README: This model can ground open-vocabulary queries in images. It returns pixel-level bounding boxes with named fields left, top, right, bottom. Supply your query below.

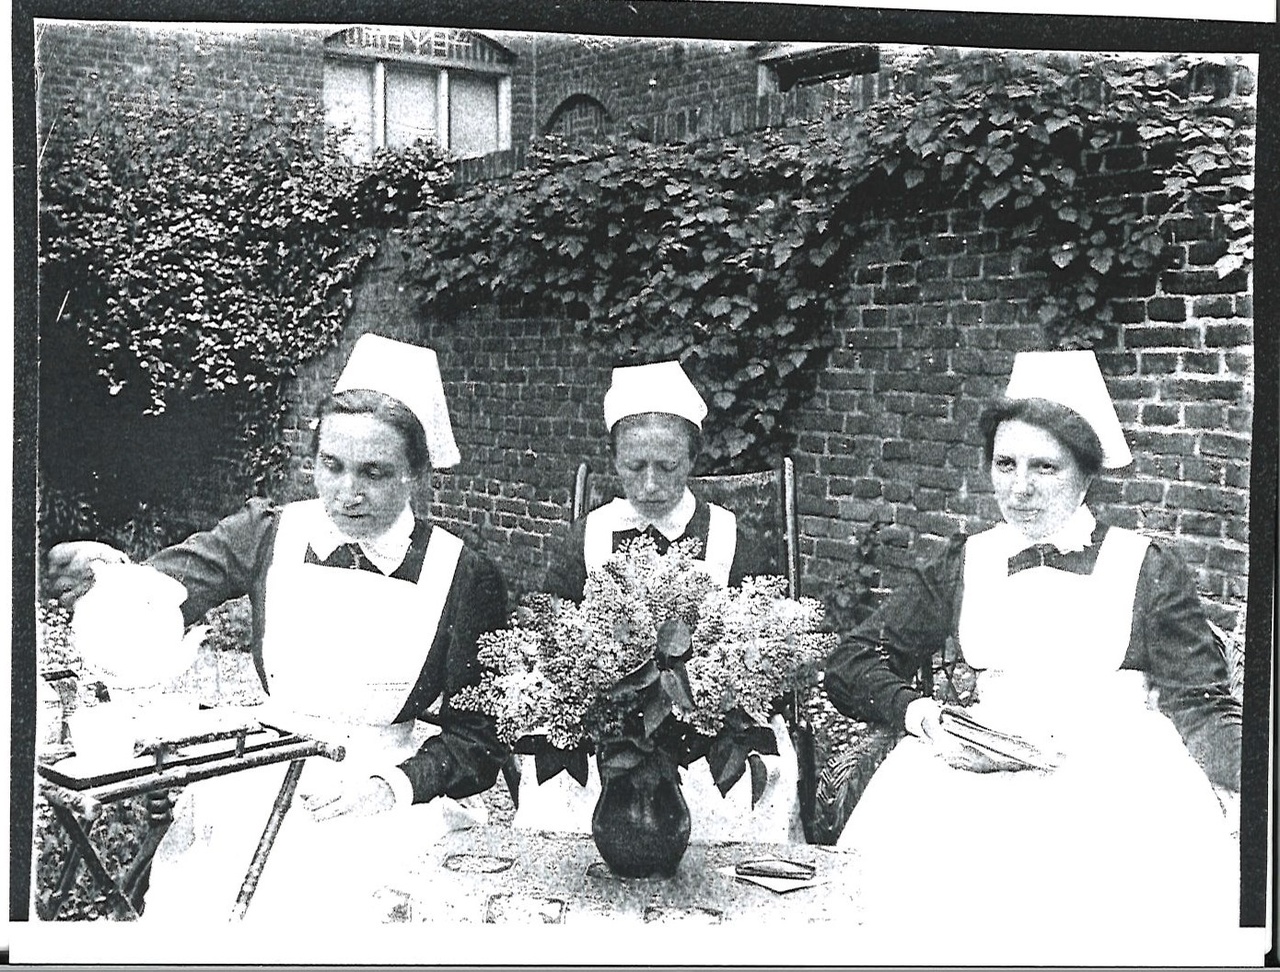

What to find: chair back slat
left=1207, top=619, right=1245, bottom=703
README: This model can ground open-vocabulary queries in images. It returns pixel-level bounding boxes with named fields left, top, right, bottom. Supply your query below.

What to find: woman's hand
left=907, top=697, right=1030, bottom=773
left=301, top=776, right=397, bottom=822
left=44, top=541, right=131, bottom=609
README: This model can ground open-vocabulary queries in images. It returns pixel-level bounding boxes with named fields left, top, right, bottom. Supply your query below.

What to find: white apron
left=582, top=498, right=738, bottom=589
left=837, top=525, right=1238, bottom=940
left=143, top=501, right=485, bottom=924
left=517, top=500, right=802, bottom=844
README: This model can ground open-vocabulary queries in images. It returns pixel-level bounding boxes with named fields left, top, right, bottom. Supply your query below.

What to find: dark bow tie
left=1007, top=543, right=1096, bottom=577
left=613, top=525, right=677, bottom=555
left=305, top=541, right=384, bottom=574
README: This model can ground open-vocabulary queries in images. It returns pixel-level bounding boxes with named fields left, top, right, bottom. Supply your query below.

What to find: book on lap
left=938, top=706, right=1063, bottom=771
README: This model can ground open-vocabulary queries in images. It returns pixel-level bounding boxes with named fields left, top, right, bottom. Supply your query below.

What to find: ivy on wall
left=39, top=69, right=452, bottom=533
left=875, top=50, right=1255, bottom=345
left=37, top=49, right=1254, bottom=535
left=402, top=49, right=1254, bottom=472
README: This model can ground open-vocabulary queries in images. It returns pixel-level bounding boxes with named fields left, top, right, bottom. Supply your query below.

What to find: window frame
left=323, top=47, right=512, bottom=159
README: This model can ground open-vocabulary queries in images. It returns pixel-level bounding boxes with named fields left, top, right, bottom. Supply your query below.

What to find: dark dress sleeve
left=394, top=546, right=511, bottom=803
left=541, top=516, right=590, bottom=601
left=823, top=535, right=967, bottom=730
left=1122, top=541, right=1242, bottom=790
left=145, top=498, right=278, bottom=627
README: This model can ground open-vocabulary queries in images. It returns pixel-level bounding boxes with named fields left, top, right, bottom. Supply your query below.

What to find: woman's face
left=613, top=413, right=696, bottom=522
left=991, top=419, right=1092, bottom=541
left=313, top=412, right=416, bottom=540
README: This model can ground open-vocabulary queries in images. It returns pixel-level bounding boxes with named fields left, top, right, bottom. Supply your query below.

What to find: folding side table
left=37, top=709, right=345, bottom=921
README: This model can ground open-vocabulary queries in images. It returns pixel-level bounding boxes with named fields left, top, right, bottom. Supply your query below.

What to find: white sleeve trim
left=904, top=697, right=937, bottom=738
left=372, top=767, right=416, bottom=809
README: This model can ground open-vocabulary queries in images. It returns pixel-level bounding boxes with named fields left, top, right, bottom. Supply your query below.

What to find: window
left=756, top=43, right=879, bottom=95
left=542, top=94, right=613, bottom=141
left=323, top=26, right=513, bottom=161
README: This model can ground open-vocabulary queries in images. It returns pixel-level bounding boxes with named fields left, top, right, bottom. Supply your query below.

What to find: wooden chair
left=571, top=458, right=818, bottom=835
left=803, top=642, right=961, bottom=845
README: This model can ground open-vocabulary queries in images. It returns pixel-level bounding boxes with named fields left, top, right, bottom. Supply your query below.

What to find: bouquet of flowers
left=453, top=535, right=835, bottom=801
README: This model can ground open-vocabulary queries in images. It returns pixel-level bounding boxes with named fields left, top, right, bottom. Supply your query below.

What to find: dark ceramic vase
left=591, top=757, right=691, bottom=878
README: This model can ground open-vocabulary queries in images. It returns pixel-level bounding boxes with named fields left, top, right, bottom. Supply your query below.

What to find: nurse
left=521, top=360, right=803, bottom=843
left=45, top=334, right=509, bottom=922
left=824, top=350, right=1240, bottom=943
left=542, top=360, right=775, bottom=598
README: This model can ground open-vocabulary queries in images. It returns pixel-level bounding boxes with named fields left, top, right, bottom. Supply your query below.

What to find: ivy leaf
left=986, top=151, right=1014, bottom=176
left=707, top=296, right=733, bottom=318
left=1215, top=252, right=1245, bottom=278
left=979, top=183, right=1010, bottom=209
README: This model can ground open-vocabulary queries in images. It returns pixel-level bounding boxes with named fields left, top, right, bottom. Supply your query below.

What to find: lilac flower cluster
left=684, top=576, right=833, bottom=736
left=454, top=536, right=832, bottom=755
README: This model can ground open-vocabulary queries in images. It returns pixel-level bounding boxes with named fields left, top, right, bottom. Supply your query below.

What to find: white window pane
left=449, top=72, right=499, bottom=159
left=323, top=59, right=374, bottom=161
left=386, top=67, right=439, bottom=150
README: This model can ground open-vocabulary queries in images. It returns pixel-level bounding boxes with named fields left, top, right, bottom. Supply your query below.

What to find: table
left=385, top=827, right=865, bottom=925
left=37, top=707, right=344, bottom=920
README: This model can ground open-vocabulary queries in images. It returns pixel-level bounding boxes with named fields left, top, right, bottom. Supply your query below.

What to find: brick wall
left=35, top=22, right=878, bottom=192
left=35, top=26, right=1254, bottom=632
left=35, top=22, right=327, bottom=139
left=278, top=233, right=621, bottom=591
left=35, top=24, right=864, bottom=156
left=793, top=210, right=1252, bottom=632
left=276, top=200, right=1253, bottom=635
left=493, top=32, right=880, bottom=153
left=500, top=34, right=758, bottom=140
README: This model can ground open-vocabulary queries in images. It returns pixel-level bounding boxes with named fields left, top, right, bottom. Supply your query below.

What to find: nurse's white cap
left=1003, top=349, right=1132, bottom=469
left=603, top=360, right=708, bottom=431
left=333, top=333, right=461, bottom=469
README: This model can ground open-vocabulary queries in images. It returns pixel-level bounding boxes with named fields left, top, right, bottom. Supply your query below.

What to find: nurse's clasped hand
left=905, top=697, right=1032, bottom=774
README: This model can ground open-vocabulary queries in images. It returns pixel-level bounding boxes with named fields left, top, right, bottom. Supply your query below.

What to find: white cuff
left=372, top=768, right=415, bottom=809
left=904, top=697, right=937, bottom=738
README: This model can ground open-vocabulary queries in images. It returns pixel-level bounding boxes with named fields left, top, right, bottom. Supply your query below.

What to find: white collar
left=614, top=489, right=698, bottom=541
left=310, top=504, right=416, bottom=575
left=999, top=504, right=1097, bottom=555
